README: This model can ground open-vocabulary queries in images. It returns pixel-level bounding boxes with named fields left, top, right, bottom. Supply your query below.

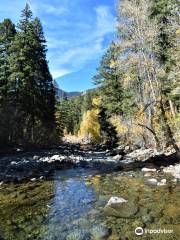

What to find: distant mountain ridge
left=53, top=80, right=81, bottom=101
left=54, top=60, right=98, bottom=92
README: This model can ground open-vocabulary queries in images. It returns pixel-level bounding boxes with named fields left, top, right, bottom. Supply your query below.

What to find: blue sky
left=0, top=0, right=116, bottom=91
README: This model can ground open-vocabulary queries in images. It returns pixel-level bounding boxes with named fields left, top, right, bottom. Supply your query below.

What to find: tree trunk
left=159, top=98, right=179, bottom=152
left=132, top=123, right=160, bottom=149
left=169, top=99, right=176, bottom=118
left=31, top=115, right=35, bottom=143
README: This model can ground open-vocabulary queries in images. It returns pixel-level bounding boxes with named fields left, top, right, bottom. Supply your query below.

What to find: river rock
left=126, top=148, right=160, bottom=162
left=157, top=179, right=167, bottom=186
left=107, top=196, right=128, bottom=206
left=91, top=225, right=111, bottom=240
left=16, top=148, right=23, bottom=152
left=10, top=161, right=17, bottom=165
left=141, top=168, right=157, bottom=172
left=144, top=173, right=151, bottom=177
left=30, top=178, right=36, bottom=181
left=66, top=230, right=90, bottom=240
left=172, top=178, right=177, bottom=183
left=147, top=178, right=158, bottom=185
left=40, top=157, right=50, bottom=162
left=104, top=197, right=138, bottom=218
left=157, top=182, right=165, bottom=186
left=142, top=214, right=154, bottom=224
left=163, top=164, right=180, bottom=179
left=161, top=179, right=166, bottom=184
left=112, top=154, right=123, bottom=161
left=50, top=155, right=63, bottom=161
left=120, top=159, right=135, bottom=164
left=124, top=146, right=131, bottom=153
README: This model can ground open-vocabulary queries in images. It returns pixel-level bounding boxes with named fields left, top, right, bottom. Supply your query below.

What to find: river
left=0, top=154, right=180, bottom=240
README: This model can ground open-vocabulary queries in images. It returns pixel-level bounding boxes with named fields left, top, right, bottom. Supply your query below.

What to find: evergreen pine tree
left=94, top=42, right=124, bottom=117
left=0, top=19, right=16, bottom=146
left=8, top=4, right=56, bottom=145
left=0, top=19, right=16, bottom=102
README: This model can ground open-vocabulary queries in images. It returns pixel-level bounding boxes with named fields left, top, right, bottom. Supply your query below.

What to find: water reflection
left=44, top=179, right=97, bottom=239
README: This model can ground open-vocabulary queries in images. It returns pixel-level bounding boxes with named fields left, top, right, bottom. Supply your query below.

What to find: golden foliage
left=63, top=127, right=68, bottom=136
left=151, top=110, right=162, bottom=139
left=123, top=73, right=132, bottom=88
left=92, top=97, right=102, bottom=108
left=132, top=107, right=147, bottom=137
left=165, top=111, right=180, bottom=142
left=78, top=98, right=101, bottom=142
left=109, top=59, right=117, bottom=69
left=110, top=116, right=128, bottom=135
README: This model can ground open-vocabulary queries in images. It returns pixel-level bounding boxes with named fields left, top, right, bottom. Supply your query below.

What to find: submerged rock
left=142, top=214, right=154, bottom=224
left=66, top=230, right=90, bottom=240
left=91, top=225, right=111, bottom=240
left=104, top=197, right=138, bottom=218
left=107, top=197, right=128, bottom=206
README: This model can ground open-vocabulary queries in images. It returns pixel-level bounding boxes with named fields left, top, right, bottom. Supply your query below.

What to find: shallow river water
left=0, top=167, right=179, bottom=240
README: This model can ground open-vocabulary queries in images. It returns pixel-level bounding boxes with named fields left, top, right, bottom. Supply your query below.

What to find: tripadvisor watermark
left=135, top=227, right=173, bottom=236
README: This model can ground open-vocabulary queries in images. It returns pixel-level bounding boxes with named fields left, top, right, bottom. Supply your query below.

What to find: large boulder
left=126, top=148, right=160, bottom=162
left=107, top=196, right=128, bottom=205
left=104, top=196, right=138, bottom=218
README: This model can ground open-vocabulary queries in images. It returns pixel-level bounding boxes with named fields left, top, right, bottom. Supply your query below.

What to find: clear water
left=0, top=167, right=179, bottom=240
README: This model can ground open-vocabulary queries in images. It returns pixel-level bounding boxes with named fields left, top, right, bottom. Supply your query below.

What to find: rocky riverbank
left=0, top=144, right=179, bottom=183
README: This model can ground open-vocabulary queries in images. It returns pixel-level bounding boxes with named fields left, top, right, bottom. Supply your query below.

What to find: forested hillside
left=0, top=4, right=57, bottom=148
left=0, top=0, right=179, bottom=152
left=57, top=0, right=179, bottom=151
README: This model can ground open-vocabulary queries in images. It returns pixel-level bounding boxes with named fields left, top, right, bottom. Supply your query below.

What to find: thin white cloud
left=51, top=68, right=71, bottom=79
left=0, top=0, right=116, bottom=81
left=95, top=5, right=115, bottom=37
left=41, top=4, right=68, bottom=15
left=53, top=41, right=103, bottom=68
left=47, top=37, right=68, bottom=49
left=48, top=5, right=115, bottom=77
